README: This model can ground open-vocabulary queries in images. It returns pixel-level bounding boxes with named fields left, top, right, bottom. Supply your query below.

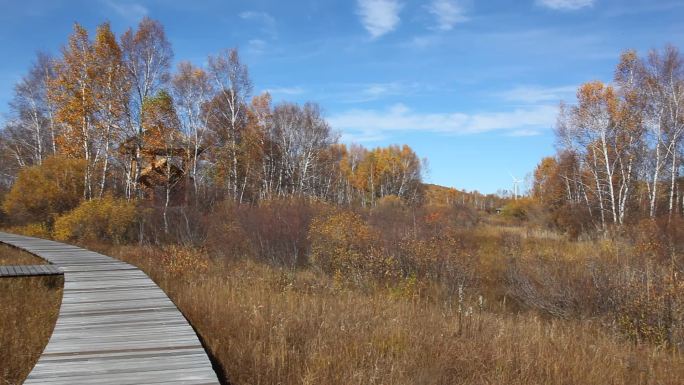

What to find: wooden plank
left=0, top=232, right=219, bottom=384
left=0, top=264, right=63, bottom=277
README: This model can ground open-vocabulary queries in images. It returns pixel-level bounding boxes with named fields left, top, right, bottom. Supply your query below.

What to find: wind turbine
left=509, top=172, right=521, bottom=200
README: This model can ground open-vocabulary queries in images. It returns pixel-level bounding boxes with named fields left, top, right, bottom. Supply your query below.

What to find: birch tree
left=92, top=22, right=129, bottom=197
left=207, top=49, right=252, bottom=201
left=172, top=62, right=213, bottom=200
left=121, top=17, right=173, bottom=199
left=7, top=53, right=59, bottom=166
left=49, top=23, right=99, bottom=199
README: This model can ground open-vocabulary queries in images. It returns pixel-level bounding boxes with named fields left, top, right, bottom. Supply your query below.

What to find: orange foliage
left=309, top=210, right=398, bottom=285
left=53, top=196, right=137, bottom=243
left=2, top=157, right=85, bottom=225
left=161, top=245, right=209, bottom=278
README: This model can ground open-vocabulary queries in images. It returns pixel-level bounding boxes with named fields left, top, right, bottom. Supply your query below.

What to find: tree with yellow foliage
left=91, top=22, right=129, bottom=197
left=49, top=23, right=99, bottom=199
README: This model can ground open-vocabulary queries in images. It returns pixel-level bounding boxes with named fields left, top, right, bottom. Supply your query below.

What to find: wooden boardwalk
left=0, top=264, right=63, bottom=277
left=0, top=232, right=220, bottom=385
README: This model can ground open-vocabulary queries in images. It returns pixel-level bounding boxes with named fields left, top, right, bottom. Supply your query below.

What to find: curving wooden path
left=0, top=232, right=219, bottom=385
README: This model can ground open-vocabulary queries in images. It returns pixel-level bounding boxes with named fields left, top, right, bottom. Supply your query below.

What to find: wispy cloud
left=329, top=103, right=558, bottom=142
left=507, top=128, right=544, bottom=137
left=340, top=130, right=392, bottom=143
left=239, top=11, right=277, bottom=38
left=496, top=85, right=577, bottom=104
left=263, top=86, right=306, bottom=96
left=363, top=83, right=401, bottom=98
left=103, top=0, right=148, bottom=21
left=313, top=82, right=425, bottom=103
left=428, top=0, right=468, bottom=31
left=536, top=0, right=595, bottom=11
left=246, top=39, right=268, bottom=54
left=405, top=34, right=442, bottom=48
left=351, top=82, right=420, bottom=102
left=357, top=0, right=403, bottom=39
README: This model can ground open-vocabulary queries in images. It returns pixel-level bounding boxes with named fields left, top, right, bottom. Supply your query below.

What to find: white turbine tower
left=509, top=172, right=521, bottom=200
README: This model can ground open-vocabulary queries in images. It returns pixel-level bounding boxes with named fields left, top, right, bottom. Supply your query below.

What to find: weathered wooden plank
left=0, top=231, right=219, bottom=385
left=0, top=264, right=63, bottom=277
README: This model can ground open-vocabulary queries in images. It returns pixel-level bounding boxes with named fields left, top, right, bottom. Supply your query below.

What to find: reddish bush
left=207, top=198, right=322, bottom=267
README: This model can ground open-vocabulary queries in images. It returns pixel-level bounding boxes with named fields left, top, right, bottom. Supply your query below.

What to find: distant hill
left=423, top=183, right=507, bottom=211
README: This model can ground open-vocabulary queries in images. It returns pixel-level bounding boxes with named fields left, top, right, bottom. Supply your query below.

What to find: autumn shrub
left=368, top=196, right=415, bottom=256
left=627, top=217, right=684, bottom=262
left=614, top=267, right=682, bottom=347
left=500, top=197, right=546, bottom=225
left=205, top=203, right=255, bottom=260
left=135, top=203, right=209, bottom=245
left=161, top=244, right=210, bottom=279
left=552, top=203, right=593, bottom=239
left=1, top=156, right=85, bottom=225
left=207, top=198, right=321, bottom=267
left=589, top=256, right=684, bottom=348
left=423, top=204, right=480, bottom=233
left=504, top=256, right=590, bottom=319
left=309, top=210, right=399, bottom=286
left=0, top=191, right=7, bottom=225
left=4, top=222, right=52, bottom=239
left=53, top=196, right=138, bottom=243
left=396, top=232, right=478, bottom=300
left=448, top=203, right=480, bottom=227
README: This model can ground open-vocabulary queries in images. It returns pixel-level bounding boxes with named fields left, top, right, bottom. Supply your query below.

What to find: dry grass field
left=2, top=203, right=683, bottom=385
left=104, top=223, right=684, bottom=385
left=0, top=243, right=46, bottom=265
left=0, top=274, right=62, bottom=384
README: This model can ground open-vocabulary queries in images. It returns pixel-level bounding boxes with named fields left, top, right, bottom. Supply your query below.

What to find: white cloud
left=340, top=131, right=389, bottom=143
left=497, top=85, right=577, bottom=104
left=317, top=82, right=424, bottom=103
left=240, top=11, right=275, bottom=25
left=406, top=35, right=441, bottom=48
left=263, top=87, right=306, bottom=96
left=357, top=0, right=403, bottom=38
left=507, top=129, right=543, bottom=137
left=356, top=82, right=411, bottom=101
left=247, top=39, right=267, bottom=54
left=328, top=103, right=558, bottom=142
left=104, top=1, right=148, bottom=21
left=428, top=0, right=468, bottom=31
left=239, top=11, right=277, bottom=38
left=537, top=0, right=595, bottom=11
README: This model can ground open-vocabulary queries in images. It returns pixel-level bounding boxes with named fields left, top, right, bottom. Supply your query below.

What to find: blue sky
left=0, top=0, right=682, bottom=193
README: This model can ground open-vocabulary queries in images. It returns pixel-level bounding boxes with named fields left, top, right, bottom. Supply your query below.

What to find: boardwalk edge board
left=0, top=264, right=63, bottom=277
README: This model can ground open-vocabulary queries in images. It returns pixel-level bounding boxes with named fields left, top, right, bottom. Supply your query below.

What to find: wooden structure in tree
left=0, top=232, right=219, bottom=385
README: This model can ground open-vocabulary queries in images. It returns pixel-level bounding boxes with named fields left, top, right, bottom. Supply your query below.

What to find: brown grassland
left=2, top=198, right=684, bottom=385
left=0, top=273, right=62, bottom=385
left=0, top=244, right=46, bottom=265
left=91, top=212, right=683, bottom=385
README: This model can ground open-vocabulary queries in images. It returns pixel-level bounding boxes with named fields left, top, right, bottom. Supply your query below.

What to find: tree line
left=533, top=46, right=684, bottom=231
left=0, top=17, right=424, bottom=223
